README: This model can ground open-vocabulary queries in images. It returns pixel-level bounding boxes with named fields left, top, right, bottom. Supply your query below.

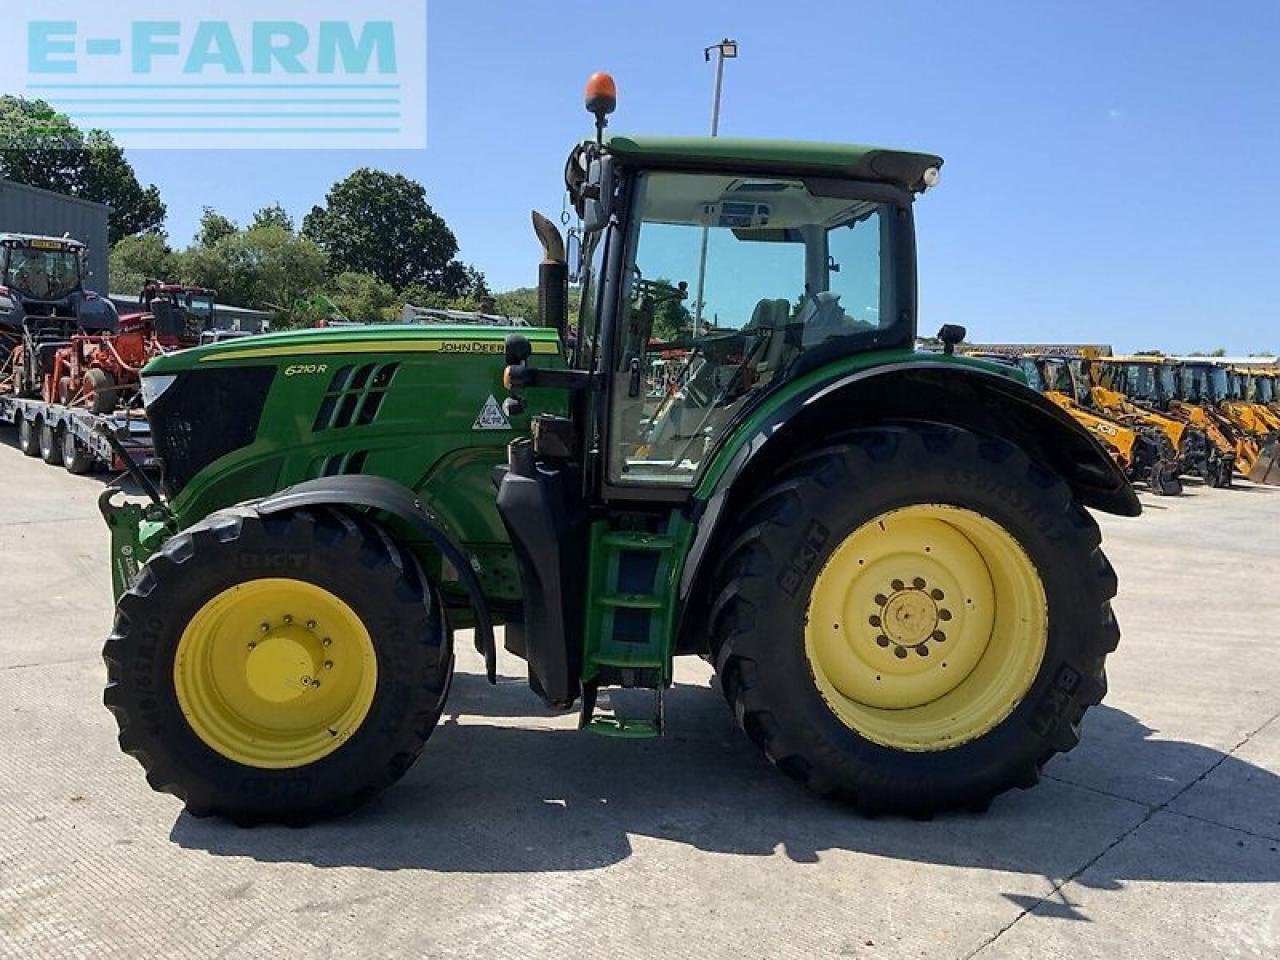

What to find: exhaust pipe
left=531, top=211, right=568, bottom=335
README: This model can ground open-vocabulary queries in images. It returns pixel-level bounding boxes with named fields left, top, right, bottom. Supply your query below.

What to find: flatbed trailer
left=0, top=394, right=155, bottom=474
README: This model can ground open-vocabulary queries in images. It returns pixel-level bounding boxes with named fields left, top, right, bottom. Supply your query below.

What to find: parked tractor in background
left=0, top=234, right=118, bottom=399
left=43, top=282, right=217, bottom=414
left=1081, top=356, right=1223, bottom=488
left=99, top=73, right=1138, bottom=826
left=1017, top=355, right=1181, bottom=495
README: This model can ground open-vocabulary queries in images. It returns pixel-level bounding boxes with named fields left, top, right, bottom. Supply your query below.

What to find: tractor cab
left=1179, top=363, right=1228, bottom=405
left=136, top=282, right=217, bottom=347
left=0, top=234, right=85, bottom=315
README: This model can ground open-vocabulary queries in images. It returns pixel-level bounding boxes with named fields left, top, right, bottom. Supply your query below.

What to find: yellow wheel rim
left=174, top=579, right=378, bottom=769
left=804, top=505, right=1047, bottom=752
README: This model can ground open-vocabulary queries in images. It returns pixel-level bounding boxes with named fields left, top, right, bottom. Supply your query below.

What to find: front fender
left=256, top=475, right=498, bottom=683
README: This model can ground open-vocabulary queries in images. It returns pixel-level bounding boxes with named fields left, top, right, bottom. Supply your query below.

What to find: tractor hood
left=139, top=322, right=567, bottom=523
left=143, top=323, right=560, bottom=376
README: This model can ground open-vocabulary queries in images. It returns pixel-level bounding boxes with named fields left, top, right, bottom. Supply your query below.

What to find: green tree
left=178, top=223, right=328, bottom=326
left=251, top=203, right=295, bottom=233
left=302, top=168, right=478, bottom=295
left=110, top=234, right=179, bottom=294
left=329, top=271, right=398, bottom=323
left=0, top=97, right=165, bottom=244
left=195, top=208, right=238, bottom=248
left=650, top=278, right=693, bottom=341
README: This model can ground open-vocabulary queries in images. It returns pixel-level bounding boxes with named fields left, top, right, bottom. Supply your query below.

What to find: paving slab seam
left=1164, top=808, right=1280, bottom=845
left=963, top=705, right=1280, bottom=959
left=0, top=515, right=111, bottom=529
left=1, top=656, right=100, bottom=673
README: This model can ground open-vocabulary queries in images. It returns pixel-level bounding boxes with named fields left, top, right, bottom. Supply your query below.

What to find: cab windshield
left=608, top=170, right=908, bottom=487
left=1182, top=366, right=1228, bottom=402
left=4, top=246, right=82, bottom=300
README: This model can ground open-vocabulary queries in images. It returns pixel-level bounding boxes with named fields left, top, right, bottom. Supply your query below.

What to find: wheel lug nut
left=868, top=615, right=882, bottom=628
left=306, top=620, right=317, bottom=631
left=891, top=579, right=905, bottom=592
left=939, top=610, right=953, bottom=622
left=915, top=644, right=930, bottom=657
left=913, top=577, right=926, bottom=590
left=247, top=641, right=257, bottom=651
left=874, top=594, right=888, bottom=606
left=260, top=623, right=270, bottom=633
left=283, top=615, right=293, bottom=625
left=324, top=660, right=334, bottom=670
left=322, top=637, right=332, bottom=647
left=932, top=630, right=947, bottom=643
left=931, top=589, right=945, bottom=602
left=894, top=647, right=908, bottom=660
left=876, top=635, right=890, bottom=648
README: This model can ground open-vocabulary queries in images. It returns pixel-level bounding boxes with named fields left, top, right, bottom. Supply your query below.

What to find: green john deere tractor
left=100, top=74, right=1139, bottom=824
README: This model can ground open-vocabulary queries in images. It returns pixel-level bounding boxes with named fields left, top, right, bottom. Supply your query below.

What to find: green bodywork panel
left=696, top=348, right=1019, bottom=496
left=605, top=134, right=943, bottom=190
left=116, top=324, right=566, bottom=607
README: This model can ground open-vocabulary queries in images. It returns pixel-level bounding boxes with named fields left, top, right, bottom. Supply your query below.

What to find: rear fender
left=676, top=361, right=1139, bottom=651
left=256, top=475, right=498, bottom=682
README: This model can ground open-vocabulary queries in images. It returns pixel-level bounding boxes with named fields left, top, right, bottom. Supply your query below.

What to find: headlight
left=140, top=374, right=177, bottom=408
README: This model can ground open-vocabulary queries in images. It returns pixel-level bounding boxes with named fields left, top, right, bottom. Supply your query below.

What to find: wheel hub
left=245, top=624, right=326, bottom=704
left=879, top=583, right=944, bottom=652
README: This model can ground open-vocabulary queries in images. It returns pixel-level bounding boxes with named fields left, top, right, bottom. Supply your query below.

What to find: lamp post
left=693, top=38, right=738, bottom=332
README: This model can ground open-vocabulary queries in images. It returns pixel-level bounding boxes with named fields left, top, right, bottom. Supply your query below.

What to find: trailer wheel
left=17, top=415, right=41, bottom=457
left=86, top=369, right=117, bottom=415
left=62, top=429, right=95, bottom=475
left=104, top=506, right=453, bottom=825
left=709, top=423, right=1118, bottom=817
left=39, top=420, right=64, bottom=465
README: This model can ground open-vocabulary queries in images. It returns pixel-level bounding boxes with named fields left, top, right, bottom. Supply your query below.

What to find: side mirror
left=581, top=155, right=615, bottom=234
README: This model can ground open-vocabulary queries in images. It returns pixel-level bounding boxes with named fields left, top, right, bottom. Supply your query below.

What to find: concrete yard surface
left=0, top=436, right=1277, bottom=959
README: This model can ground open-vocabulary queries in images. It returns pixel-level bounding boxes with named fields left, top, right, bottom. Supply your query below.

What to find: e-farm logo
left=2, top=1, right=426, bottom=150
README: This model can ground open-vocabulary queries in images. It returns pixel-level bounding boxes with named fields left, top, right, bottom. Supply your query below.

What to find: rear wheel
left=39, top=420, right=64, bottom=465
left=61, top=428, right=94, bottom=474
left=709, top=424, right=1118, bottom=816
left=104, top=506, right=454, bottom=824
left=85, top=368, right=117, bottom=414
left=17, top=415, right=41, bottom=457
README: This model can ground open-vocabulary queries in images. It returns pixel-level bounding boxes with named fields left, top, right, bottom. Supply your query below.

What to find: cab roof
left=605, top=135, right=943, bottom=192
left=0, top=233, right=85, bottom=249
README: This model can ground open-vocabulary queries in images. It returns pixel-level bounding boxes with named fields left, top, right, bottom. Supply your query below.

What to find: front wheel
left=104, top=506, right=454, bottom=825
left=709, top=424, right=1119, bottom=816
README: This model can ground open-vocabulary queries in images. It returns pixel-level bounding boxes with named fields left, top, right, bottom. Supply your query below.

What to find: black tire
left=86, top=368, right=117, bottom=415
left=61, top=428, right=94, bottom=475
left=708, top=423, right=1119, bottom=817
left=104, top=506, right=454, bottom=825
left=18, top=415, right=41, bottom=457
left=39, top=419, right=64, bottom=465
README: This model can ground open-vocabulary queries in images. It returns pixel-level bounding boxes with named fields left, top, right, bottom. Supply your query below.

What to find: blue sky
left=122, top=0, right=1278, bottom=354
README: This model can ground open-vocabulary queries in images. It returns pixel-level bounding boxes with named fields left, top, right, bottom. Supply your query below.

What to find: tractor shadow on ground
left=171, top=671, right=1280, bottom=891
